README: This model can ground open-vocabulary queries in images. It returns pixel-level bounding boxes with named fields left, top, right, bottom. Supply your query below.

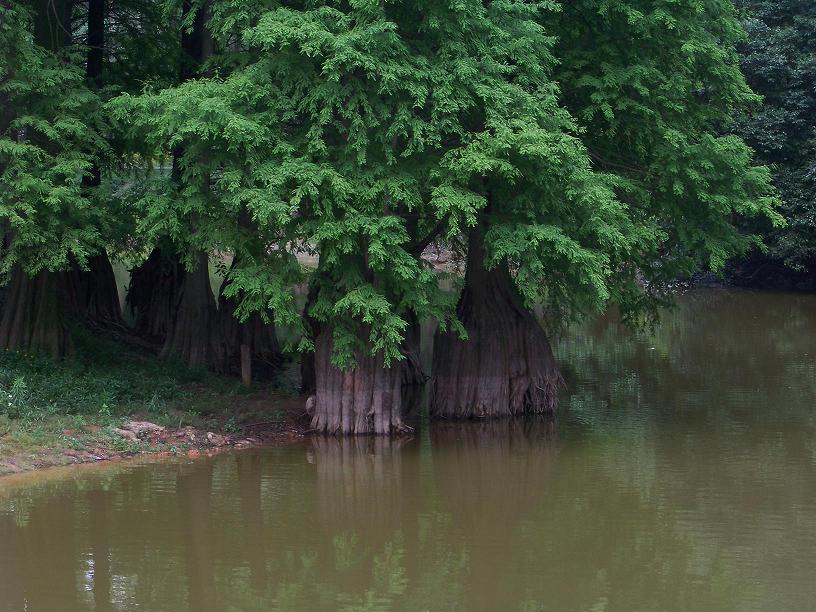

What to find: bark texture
left=161, top=251, right=222, bottom=370
left=309, top=329, right=422, bottom=435
left=126, top=248, right=184, bottom=342
left=68, top=254, right=124, bottom=329
left=431, top=223, right=562, bottom=419
left=0, top=267, right=73, bottom=357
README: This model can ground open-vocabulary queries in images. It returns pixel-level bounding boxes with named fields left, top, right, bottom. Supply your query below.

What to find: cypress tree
left=432, top=0, right=779, bottom=419
left=0, top=0, right=106, bottom=356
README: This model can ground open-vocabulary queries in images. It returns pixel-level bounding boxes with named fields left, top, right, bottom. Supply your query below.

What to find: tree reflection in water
left=1, top=291, right=816, bottom=610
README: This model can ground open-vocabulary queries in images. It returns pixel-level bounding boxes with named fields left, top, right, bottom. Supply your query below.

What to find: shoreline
left=0, top=393, right=311, bottom=478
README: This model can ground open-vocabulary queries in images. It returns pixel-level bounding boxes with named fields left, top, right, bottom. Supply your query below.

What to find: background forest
left=0, top=0, right=811, bottom=438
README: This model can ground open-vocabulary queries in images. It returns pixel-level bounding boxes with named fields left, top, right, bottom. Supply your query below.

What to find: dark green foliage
left=0, top=328, right=209, bottom=421
left=731, top=0, right=816, bottom=284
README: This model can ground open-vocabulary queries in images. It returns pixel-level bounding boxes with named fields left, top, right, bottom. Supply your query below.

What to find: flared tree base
left=160, top=251, right=222, bottom=371
left=431, top=228, right=562, bottom=419
left=68, top=253, right=125, bottom=329
left=0, top=267, right=73, bottom=358
left=309, top=329, right=422, bottom=435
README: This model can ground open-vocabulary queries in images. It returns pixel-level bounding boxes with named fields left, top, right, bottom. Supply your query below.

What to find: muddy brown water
left=1, top=289, right=816, bottom=611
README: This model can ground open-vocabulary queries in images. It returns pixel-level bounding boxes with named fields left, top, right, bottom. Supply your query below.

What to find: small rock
left=206, top=432, right=227, bottom=446
left=112, top=427, right=138, bottom=442
left=0, top=461, right=22, bottom=474
left=123, top=421, right=165, bottom=438
left=187, top=449, right=201, bottom=459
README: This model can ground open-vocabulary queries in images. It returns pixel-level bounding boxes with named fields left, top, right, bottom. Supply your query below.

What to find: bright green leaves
left=554, top=0, right=779, bottom=305
left=90, top=0, right=781, bottom=370
left=0, top=3, right=106, bottom=275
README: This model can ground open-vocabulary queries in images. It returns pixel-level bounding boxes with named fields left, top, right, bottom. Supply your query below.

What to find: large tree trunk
left=161, top=251, right=222, bottom=370
left=309, top=328, right=422, bottom=435
left=430, top=221, right=562, bottom=419
left=126, top=248, right=184, bottom=342
left=68, top=253, right=125, bottom=329
left=0, top=0, right=76, bottom=358
left=0, top=267, right=73, bottom=357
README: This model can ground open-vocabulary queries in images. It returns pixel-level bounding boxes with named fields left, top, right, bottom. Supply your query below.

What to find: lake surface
left=1, top=289, right=816, bottom=611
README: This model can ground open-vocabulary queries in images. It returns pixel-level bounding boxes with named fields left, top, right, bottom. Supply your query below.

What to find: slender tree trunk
left=309, top=327, right=422, bottom=435
left=32, top=0, right=72, bottom=51
left=300, top=281, right=320, bottom=394
left=126, top=248, right=184, bottom=342
left=161, top=250, right=222, bottom=370
left=85, top=0, right=105, bottom=87
left=0, top=266, right=73, bottom=357
left=430, top=219, right=562, bottom=419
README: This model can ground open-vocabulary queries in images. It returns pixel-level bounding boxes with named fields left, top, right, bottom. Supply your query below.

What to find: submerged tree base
left=309, top=329, right=422, bottom=435
left=431, top=227, right=562, bottom=419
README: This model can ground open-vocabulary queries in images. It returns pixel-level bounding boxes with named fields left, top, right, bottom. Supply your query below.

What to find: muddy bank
left=0, top=394, right=310, bottom=477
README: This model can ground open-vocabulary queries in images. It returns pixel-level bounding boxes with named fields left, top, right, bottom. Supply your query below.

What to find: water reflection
left=0, top=290, right=815, bottom=611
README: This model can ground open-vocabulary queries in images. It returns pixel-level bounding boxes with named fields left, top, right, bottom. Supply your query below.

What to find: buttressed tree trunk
left=431, top=220, right=562, bottom=419
left=68, top=254, right=125, bottom=329
left=161, top=251, right=222, bottom=370
left=67, top=0, right=124, bottom=330
left=0, top=267, right=73, bottom=357
left=0, top=0, right=76, bottom=358
left=309, top=327, right=423, bottom=435
left=126, top=248, right=184, bottom=342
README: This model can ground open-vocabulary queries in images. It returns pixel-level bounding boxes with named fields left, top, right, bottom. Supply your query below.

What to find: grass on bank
left=0, top=327, right=300, bottom=474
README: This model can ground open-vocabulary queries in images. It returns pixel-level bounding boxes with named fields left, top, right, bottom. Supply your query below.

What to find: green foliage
left=0, top=2, right=107, bottom=274
left=1, top=0, right=780, bottom=372
left=553, top=0, right=780, bottom=318
left=0, top=327, right=212, bottom=422
left=732, top=0, right=816, bottom=277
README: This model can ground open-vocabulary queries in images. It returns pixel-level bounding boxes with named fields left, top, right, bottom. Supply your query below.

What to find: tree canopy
left=731, top=0, right=816, bottom=285
left=0, top=0, right=784, bottom=430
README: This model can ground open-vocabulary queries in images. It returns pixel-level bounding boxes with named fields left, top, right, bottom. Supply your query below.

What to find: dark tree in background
left=731, top=0, right=816, bottom=288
